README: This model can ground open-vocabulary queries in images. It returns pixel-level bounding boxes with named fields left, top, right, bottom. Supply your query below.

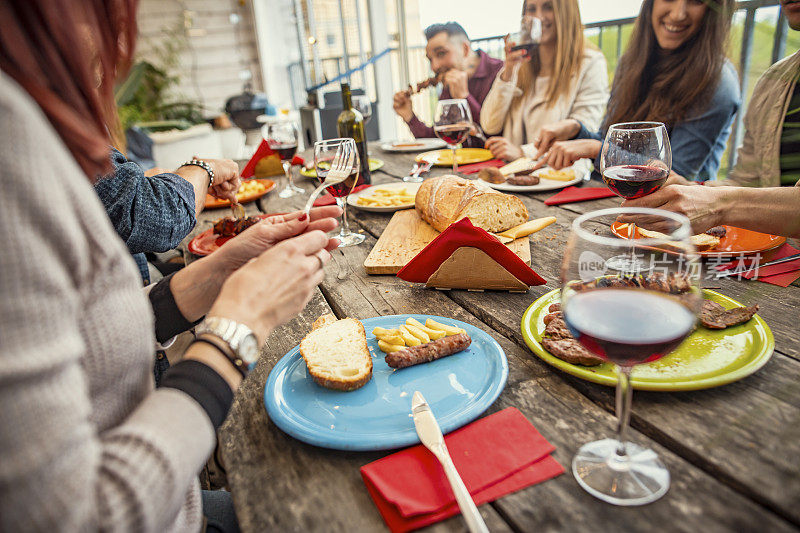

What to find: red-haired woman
left=0, top=1, right=340, bottom=531
left=534, top=0, right=740, bottom=181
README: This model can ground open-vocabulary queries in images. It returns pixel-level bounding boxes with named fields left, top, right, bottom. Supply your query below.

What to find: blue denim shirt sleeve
left=94, top=148, right=196, bottom=254
left=669, top=61, right=741, bottom=181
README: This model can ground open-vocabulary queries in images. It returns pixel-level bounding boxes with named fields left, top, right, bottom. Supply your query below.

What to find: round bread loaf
left=415, top=175, right=528, bottom=233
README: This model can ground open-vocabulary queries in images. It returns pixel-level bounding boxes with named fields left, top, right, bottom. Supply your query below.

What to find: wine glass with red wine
left=509, top=16, right=541, bottom=57
left=600, top=122, right=671, bottom=271
left=433, top=99, right=472, bottom=173
left=266, top=120, right=304, bottom=198
left=314, top=138, right=365, bottom=247
left=562, top=207, right=701, bottom=506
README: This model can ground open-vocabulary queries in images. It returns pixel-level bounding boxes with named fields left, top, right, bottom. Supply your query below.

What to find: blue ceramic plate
left=264, top=314, right=508, bottom=451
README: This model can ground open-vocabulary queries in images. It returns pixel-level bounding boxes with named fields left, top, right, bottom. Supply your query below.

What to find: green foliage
left=115, top=25, right=205, bottom=132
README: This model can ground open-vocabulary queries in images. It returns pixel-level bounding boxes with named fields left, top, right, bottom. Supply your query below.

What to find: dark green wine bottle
left=336, top=82, right=371, bottom=184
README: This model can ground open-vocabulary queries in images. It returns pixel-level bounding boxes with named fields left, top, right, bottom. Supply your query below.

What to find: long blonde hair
left=516, top=0, right=586, bottom=107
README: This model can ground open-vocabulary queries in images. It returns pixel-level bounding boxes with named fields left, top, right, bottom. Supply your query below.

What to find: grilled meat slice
left=700, top=300, right=759, bottom=329
left=212, top=216, right=261, bottom=237
left=541, top=337, right=604, bottom=366
left=705, top=226, right=727, bottom=238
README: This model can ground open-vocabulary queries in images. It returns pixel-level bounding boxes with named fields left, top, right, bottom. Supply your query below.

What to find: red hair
left=0, top=0, right=138, bottom=179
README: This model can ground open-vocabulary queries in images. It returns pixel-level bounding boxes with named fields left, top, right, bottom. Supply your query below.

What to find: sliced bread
left=415, top=175, right=528, bottom=233
left=299, top=317, right=373, bottom=391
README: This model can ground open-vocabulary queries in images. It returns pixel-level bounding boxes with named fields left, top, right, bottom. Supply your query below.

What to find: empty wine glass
left=433, top=99, right=472, bottom=174
left=314, top=138, right=365, bottom=247
left=601, top=122, right=672, bottom=272
left=352, top=95, right=372, bottom=124
left=562, top=207, right=701, bottom=506
left=266, top=120, right=303, bottom=198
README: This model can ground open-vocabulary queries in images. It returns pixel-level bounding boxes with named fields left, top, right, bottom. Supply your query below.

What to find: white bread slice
left=312, top=313, right=337, bottom=330
left=635, top=225, right=721, bottom=251
left=299, top=317, right=373, bottom=391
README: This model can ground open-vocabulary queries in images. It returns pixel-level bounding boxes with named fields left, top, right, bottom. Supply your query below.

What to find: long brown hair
left=604, top=0, right=733, bottom=130
left=516, top=0, right=586, bottom=107
left=0, top=1, right=138, bottom=179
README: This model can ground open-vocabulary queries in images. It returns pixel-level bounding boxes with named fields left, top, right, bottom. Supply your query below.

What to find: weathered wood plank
left=317, top=230, right=796, bottom=531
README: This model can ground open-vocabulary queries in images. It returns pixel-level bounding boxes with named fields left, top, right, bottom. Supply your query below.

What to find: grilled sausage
left=385, top=333, right=471, bottom=369
left=506, top=174, right=540, bottom=186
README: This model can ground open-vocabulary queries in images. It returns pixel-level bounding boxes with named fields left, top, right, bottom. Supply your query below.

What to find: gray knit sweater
left=0, top=74, right=214, bottom=531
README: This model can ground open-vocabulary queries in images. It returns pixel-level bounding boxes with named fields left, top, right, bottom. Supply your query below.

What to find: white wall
left=136, top=0, right=264, bottom=114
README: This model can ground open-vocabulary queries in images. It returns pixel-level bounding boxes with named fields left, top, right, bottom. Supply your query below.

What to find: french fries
left=539, top=168, right=576, bottom=181
left=356, top=186, right=417, bottom=207
left=372, top=318, right=465, bottom=354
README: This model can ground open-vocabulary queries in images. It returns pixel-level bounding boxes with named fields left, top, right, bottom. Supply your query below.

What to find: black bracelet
left=192, top=337, right=250, bottom=378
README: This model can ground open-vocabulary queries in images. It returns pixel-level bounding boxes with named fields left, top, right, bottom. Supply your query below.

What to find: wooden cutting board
left=364, top=209, right=531, bottom=275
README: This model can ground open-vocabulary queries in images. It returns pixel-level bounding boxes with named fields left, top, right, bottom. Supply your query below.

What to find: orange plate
left=188, top=214, right=274, bottom=256
left=610, top=222, right=786, bottom=258
left=204, top=178, right=275, bottom=209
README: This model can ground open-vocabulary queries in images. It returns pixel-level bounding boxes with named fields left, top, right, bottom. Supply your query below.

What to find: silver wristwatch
left=196, top=317, right=259, bottom=372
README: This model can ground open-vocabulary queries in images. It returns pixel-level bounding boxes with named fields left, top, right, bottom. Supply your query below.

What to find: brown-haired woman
left=0, top=1, right=341, bottom=531
left=534, top=0, right=740, bottom=181
left=480, top=0, right=609, bottom=161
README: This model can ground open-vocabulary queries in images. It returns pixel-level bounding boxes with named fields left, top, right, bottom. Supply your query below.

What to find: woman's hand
left=485, top=136, right=523, bottom=161
left=169, top=207, right=340, bottom=323
left=208, top=231, right=333, bottom=343
left=499, top=35, right=527, bottom=82
left=533, top=119, right=581, bottom=159
left=619, top=184, right=724, bottom=234
left=533, top=139, right=601, bottom=170
left=204, top=159, right=241, bottom=203
left=213, top=207, right=341, bottom=273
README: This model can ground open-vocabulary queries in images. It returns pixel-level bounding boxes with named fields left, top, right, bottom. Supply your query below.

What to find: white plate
left=347, top=182, right=421, bottom=213
left=485, top=163, right=588, bottom=192
left=379, top=138, right=446, bottom=152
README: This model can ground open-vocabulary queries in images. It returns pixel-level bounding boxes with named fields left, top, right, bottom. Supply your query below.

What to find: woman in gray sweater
left=0, top=1, right=340, bottom=531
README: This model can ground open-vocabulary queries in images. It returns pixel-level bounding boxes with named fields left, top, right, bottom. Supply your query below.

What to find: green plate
left=300, top=158, right=384, bottom=178
left=521, top=289, right=774, bottom=391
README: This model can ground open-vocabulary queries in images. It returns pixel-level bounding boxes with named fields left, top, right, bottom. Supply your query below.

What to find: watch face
left=239, top=334, right=259, bottom=364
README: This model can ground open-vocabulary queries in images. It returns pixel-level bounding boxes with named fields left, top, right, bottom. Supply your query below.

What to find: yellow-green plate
left=521, top=289, right=774, bottom=391
left=300, top=158, right=384, bottom=178
left=414, top=148, right=493, bottom=166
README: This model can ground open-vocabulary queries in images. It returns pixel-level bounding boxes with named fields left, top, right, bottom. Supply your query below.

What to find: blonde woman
left=481, top=0, right=609, bottom=161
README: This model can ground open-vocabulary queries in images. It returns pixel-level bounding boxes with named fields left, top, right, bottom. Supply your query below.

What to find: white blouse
left=480, top=48, right=609, bottom=157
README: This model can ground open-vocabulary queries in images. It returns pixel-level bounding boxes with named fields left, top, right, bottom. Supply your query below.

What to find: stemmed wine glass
left=433, top=99, right=472, bottom=174
left=352, top=95, right=372, bottom=124
left=562, top=207, right=701, bottom=506
left=314, top=138, right=365, bottom=247
left=509, top=15, right=541, bottom=57
left=600, top=122, right=672, bottom=271
left=266, top=120, right=304, bottom=198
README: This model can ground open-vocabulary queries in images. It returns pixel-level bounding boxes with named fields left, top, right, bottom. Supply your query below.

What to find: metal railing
left=289, top=0, right=787, bottom=173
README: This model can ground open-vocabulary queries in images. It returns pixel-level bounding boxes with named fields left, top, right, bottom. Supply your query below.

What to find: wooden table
left=182, top=144, right=800, bottom=532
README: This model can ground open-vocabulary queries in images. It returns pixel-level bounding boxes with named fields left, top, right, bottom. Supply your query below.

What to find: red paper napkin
left=313, top=184, right=371, bottom=206
left=240, top=139, right=275, bottom=179
left=718, top=243, right=800, bottom=287
left=458, top=159, right=505, bottom=175
left=544, top=186, right=616, bottom=205
left=291, top=155, right=305, bottom=167
left=361, top=408, right=563, bottom=533
left=397, top=218, right=546, bottom=286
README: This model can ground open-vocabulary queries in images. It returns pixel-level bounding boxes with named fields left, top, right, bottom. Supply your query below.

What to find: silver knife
left=713, top=252, right=800, bottom=279
left=411, top=391, right=489, bottom=533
